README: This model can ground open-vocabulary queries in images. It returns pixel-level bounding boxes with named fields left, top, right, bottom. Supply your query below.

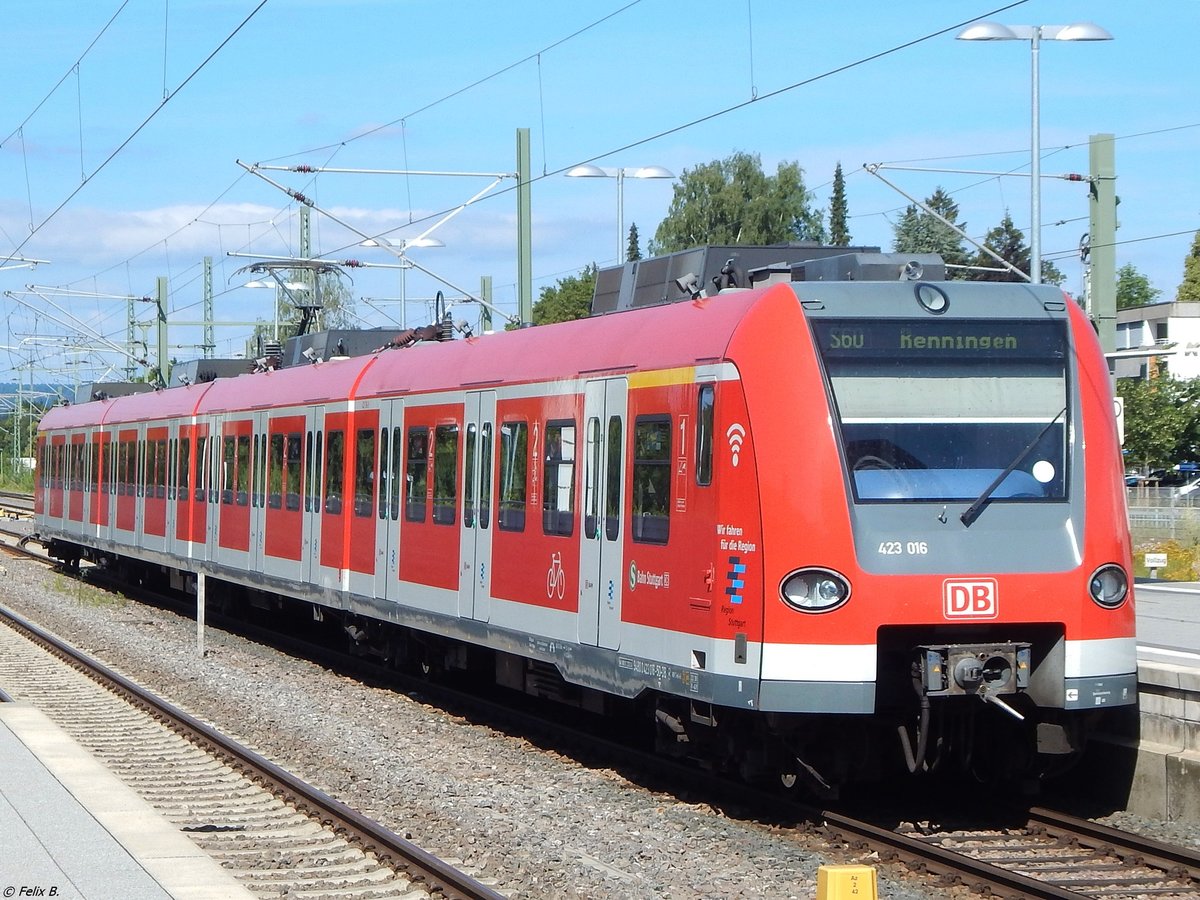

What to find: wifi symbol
left=726, top=423, right=746, bottom=468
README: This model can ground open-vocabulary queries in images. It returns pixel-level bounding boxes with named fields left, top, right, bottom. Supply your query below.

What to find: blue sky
left=1, top=0, right=1197, bottom=384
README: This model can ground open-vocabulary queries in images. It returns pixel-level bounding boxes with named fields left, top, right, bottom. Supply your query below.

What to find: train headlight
left=1088, top=564, right=1129, bottom=609
left=780, top=568, right=850, bottom=613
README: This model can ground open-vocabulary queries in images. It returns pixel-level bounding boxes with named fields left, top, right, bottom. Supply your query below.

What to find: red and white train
left=35, top=265, right=1136, bottom=792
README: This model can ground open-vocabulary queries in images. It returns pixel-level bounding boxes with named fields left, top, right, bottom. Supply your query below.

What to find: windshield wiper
left=960, top=407, right=1066, bottom=528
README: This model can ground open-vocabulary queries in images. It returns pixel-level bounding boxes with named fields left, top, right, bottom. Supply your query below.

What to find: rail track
left=0, top=601, right=505, bottom=900
left=13, top=488, right=1200, bottom=898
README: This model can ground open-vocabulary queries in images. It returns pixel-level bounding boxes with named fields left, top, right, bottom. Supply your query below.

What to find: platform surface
left=0, top=703, right=253, bottom=900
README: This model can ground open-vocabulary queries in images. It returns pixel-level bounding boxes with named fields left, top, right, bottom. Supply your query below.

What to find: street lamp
left=956, top=21, right=1112, bottom=284
left=244, top=279, right=307, bottom=340
left=566, top=164, right=674, bottom=262
left=359, top=237, right=445, bottom=328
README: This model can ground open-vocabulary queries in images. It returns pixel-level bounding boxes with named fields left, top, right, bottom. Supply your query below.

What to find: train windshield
left=812, top=317, right=1068, bottom=503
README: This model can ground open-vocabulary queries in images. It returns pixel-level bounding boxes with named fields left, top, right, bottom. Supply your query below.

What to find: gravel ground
left=0, top=556, right=1192, bottom=898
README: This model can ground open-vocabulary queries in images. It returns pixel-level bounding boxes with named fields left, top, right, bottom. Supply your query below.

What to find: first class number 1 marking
left=878, top=540, right=929, bottom=556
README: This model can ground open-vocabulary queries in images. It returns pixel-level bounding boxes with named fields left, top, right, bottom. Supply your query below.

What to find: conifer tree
left=829, top=163, right=849, bottom=246
left=1178, top=229, right=1200, bottom=302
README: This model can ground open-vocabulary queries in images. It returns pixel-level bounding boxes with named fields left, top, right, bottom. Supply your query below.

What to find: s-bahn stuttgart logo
left=942, top=578, right=998, bottom=619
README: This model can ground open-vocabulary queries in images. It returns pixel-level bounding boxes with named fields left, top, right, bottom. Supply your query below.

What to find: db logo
left=943, top=579, right=998, bottom=619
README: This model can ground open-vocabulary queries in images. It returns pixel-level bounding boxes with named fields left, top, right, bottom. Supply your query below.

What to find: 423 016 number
left=878, top=540, right=929, bottom=555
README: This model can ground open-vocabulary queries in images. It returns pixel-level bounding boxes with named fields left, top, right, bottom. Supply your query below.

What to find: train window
left=585, top=418, right=601, bottom=539
left=464, top=424, right=477, bottom=528
left=156, top=440, right=168, bottom=499
left=632, top=416, right=671, bottom=545
left=167, top=439, right=176, bottom=500
left=498, top=421, right=527, bottom=532
left=115, top=441, right=126, bottom=497
left=378, top=428, right=390, bottom=520
left=136, top=442, right=142, bottom=496
left=304, top=431, right=314, bottom=511
left=251, top=435, right=260, bottom=506
left=605, top=417, right=622, bottom=541
left=236, top=435, right=251, bottom=506
left=312, top=431, right=324, bottom=512
left=433, top=424, right=459, bottom=525
left=405, top=427, right=428, bottom=522
left=696, top=385, right=714, bottom=486
left=324, top=430, right=344, bottom=515
left=812, top=318, right=1069, bottom=503
left=179, top=438, right=191, bottom=494
left=285, top=434, right=302, bottom=510
left=543, top=420, right=575, bottom=537
left=480, top=423, right=492, bottom=530
left=389, top=426, right=402, bottom=520
left=196, top=435, right=210, bottom=502
left=354, top=428, right=375, bottom=518
left=102, top=440, right=113, bottom=495
left=88, top=442, right=98, bottom=494
left=221, top=437, right=235, bottom=504
left=268, top=434, right=285, bottom=509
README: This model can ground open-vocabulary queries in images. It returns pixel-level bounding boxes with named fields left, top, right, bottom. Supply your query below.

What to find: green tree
left=626, top=223, right=642, bottom=262
left=650, top=152, right=823, bottom=254
left=532, top=265, right=597, bottom=325
left=965, top=211, right=1064, bottom=285
left=829, top=162, right=850, bottom=246
left=1117, top=376, right=1191, bottom=470
left=1116, top=263, right=1161, bottom=309
left=891, top=188, right=970, bottom=276
left=1178, top=229, right=1200, bottom=302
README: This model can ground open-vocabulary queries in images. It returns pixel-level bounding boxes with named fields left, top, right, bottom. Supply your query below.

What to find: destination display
left=812, top=319, right=1067, bottom=360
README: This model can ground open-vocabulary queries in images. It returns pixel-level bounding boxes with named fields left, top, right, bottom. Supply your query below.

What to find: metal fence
left=1128, top=489, right=1200, bottom=543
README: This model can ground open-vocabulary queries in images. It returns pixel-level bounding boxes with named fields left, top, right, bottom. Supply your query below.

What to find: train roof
left=39, top=285, right=769, bottom=430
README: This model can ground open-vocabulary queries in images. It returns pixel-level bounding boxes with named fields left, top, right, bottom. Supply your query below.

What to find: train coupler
left=914, top=641, right=1032, bottom=706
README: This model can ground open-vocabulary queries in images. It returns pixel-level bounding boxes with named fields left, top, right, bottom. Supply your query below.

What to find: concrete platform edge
left=0, top=704, right=254, bottom=900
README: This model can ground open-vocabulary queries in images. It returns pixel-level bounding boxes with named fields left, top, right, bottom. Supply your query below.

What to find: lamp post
left=956, top=22, right=1112, bottom=284
left=244, top=279, right=307, bottom=340
left=566, top=164, right=674, bottom=262
left=359, top=237, right=444, bottom=328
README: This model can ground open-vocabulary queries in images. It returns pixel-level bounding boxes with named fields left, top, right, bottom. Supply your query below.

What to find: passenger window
left=353, top=428, right=375, bottom=517
left=543, top=420, right=575, bottom=537
left=605, top=417, right=622, bottom=541
left=179, top=438, right=191, bottom=494
left=480, top=423, right=492, bottom=530
left=378, top=428, right=390, bottom=520
left=633, top=416, right=671, bottom=544
left=433, top=424, right=459, bottom=525
left=405, top=427, right=428, bottom=522
left=269, top=434, right=285, bottom=509
left=498, top=421, right=527, bottom=531
left=585, top=417, right=601, bottom=540
left=236, top=435, right=251, bottom=506
left=389, top=426, right=402, bottom=521
left=324, top=430, right=344, bottom=514
left=285, top=434, right=302, bottom=510
left=464, top=424, right=477, bottom=528
left=696, top=384, right=714, bottom=486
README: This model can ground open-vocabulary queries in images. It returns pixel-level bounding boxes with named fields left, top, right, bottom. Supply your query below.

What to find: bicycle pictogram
left=546, top=551, right=565, bottom=600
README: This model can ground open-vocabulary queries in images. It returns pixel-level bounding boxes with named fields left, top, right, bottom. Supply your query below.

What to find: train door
left=142, top=425, right=169, bottom=553
left=261, top=412, right=306, bottom=583
left=174, top=420, right=209, bottom=561
left=87, top=429, right=110, bottom=538
left=67, top=432, right=86, bottom=527
left=579, top=378, right=627, bottom=648
left=248, top=411, right=269, bottom=575
left=458, top=391, right=496, bottom=621
left=303, top=406, right=327, bottom=588
left=374, top=400, right=402, bottom=603
left=214, top=417, right=254, bottom=569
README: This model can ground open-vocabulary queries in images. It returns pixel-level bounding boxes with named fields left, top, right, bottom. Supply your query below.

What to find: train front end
left=742, top=278, right=1136, bottom=789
